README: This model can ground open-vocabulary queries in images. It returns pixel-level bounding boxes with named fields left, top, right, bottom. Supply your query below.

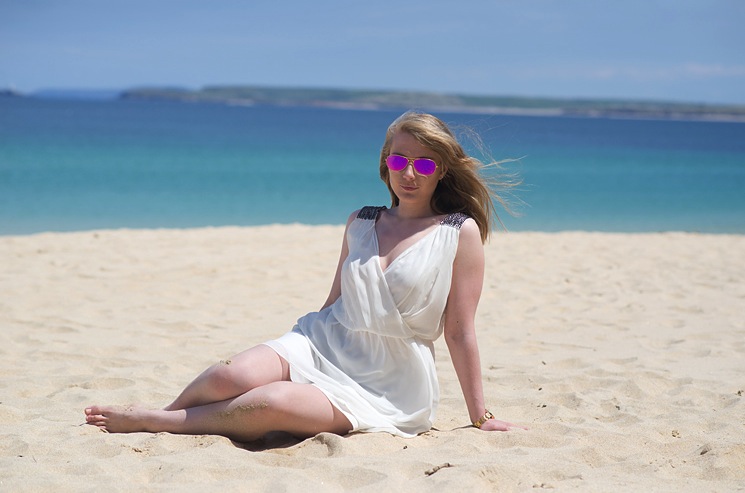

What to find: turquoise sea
left=1, top=96, right=744, bottom=235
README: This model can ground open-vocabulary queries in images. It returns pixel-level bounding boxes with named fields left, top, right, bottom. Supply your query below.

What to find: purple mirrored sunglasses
left=385, top=155, right=438, bottom=176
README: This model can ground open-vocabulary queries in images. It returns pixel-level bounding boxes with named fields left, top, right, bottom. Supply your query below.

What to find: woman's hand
left=478, top=418, right=528, bottom=432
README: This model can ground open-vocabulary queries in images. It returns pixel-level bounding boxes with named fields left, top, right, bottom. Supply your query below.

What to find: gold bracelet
left=473, top=410, right=494, bottom=428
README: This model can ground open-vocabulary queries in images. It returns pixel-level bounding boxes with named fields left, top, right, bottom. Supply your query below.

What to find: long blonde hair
left=379, top=111, right=518, bottom=243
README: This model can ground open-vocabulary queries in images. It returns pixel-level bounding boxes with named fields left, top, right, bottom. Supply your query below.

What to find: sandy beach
left=1, top=225, right=743, bottom=492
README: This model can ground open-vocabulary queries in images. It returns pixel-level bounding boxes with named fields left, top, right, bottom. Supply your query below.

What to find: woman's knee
left=231, top=345, right=289, bottom=381
left=206, top=346, right=287, bottom=394
left=205, top=360, right=245, bottom=394
left=254, top=382, right=294, bottom=412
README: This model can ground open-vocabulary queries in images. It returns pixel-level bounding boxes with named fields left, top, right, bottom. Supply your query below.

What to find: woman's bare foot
left=84, top=405, right=176, bottom=433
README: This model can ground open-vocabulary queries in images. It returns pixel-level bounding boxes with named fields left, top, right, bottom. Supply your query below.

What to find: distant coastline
left=120, top=86, right=745, bottom=122
left=4, top=85, right=745, bottom=122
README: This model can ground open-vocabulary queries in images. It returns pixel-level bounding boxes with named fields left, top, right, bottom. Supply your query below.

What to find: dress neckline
left=374, top=224, right=442, bottom=273
left=355, top=206, right=468, bottom=273
left=372, top=210, right=447, bottom=273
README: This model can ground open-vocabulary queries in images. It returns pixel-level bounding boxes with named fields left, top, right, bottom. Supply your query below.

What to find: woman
left=85, top=111, right=524, bottom=441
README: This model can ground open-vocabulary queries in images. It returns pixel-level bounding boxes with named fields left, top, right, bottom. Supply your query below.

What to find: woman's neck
left=390, top=202, right=437, bottom=221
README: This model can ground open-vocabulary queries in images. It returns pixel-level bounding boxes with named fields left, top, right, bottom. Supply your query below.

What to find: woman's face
left=387, top=131, right=444, bottom=208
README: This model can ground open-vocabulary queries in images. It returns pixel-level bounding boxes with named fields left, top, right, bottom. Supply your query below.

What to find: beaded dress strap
left=357, top=206, right=387, bottom=220
left=441, top=212, right=470, bottom=229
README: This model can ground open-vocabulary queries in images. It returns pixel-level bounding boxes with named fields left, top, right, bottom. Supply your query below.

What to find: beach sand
left=1, top=226, right=743, bottom=492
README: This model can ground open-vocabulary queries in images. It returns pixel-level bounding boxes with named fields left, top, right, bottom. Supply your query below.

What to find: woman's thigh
left=245, top=381, right=353, bottom=438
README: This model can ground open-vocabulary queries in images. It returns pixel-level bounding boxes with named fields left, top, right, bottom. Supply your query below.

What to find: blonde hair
left=379, top=111, right=518, bottom=243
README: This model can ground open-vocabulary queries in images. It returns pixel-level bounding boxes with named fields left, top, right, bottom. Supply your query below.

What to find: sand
left=1, top=225, right=743, bottom=492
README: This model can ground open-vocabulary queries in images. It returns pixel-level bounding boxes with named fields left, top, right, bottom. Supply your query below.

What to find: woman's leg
left=164, top=344, right=287, bottom=411
left=85, top=381, right=353, bottom=442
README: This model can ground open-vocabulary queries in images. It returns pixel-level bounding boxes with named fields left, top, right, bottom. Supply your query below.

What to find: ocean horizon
left=1, top=96, right=744, bottom=235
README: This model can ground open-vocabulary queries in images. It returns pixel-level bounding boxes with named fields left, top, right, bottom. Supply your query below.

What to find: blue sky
left=1, top=0, right=744, bottom=104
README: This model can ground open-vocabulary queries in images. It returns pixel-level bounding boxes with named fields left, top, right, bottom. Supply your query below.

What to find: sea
left=1, top=96, right=744, bottom=235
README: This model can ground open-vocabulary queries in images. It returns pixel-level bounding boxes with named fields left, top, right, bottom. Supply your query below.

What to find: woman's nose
left=402, top=163, right=416, bottom=179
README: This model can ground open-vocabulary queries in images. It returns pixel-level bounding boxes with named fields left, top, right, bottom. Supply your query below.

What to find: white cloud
left=682, top=63, right=745, bottom=77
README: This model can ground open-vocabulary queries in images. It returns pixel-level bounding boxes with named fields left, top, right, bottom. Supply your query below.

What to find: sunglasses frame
left=385, top=154, right=439, bottom=176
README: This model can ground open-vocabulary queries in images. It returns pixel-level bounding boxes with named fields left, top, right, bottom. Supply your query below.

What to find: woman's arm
left=319, top=210, right=357, bottom=311
left=443, top=218, right=525, bottom=431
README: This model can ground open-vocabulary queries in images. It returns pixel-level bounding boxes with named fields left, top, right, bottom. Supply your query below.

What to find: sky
left=1, top=0, right=744, bottom=105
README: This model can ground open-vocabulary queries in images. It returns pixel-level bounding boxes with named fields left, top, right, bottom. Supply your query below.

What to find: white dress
left=264, top=206, right=469, bottom=437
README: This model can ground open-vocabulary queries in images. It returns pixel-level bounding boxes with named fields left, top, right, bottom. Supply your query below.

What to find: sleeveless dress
left=263, top=206, right=469, bottom=437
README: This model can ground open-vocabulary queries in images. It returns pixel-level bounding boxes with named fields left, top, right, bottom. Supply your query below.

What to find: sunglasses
left=385, top=155, right=439, bottom=176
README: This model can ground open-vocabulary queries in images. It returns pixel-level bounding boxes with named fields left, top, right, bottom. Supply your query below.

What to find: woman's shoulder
left=458, top=217, right=483, bottom=250
left=355, top=205, right=387, bottom=220
left=447, top=214, right=481, bottom=249
left=340, top=206, right=387, bottom=229
left=440, top=211, right=470, bottom=230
